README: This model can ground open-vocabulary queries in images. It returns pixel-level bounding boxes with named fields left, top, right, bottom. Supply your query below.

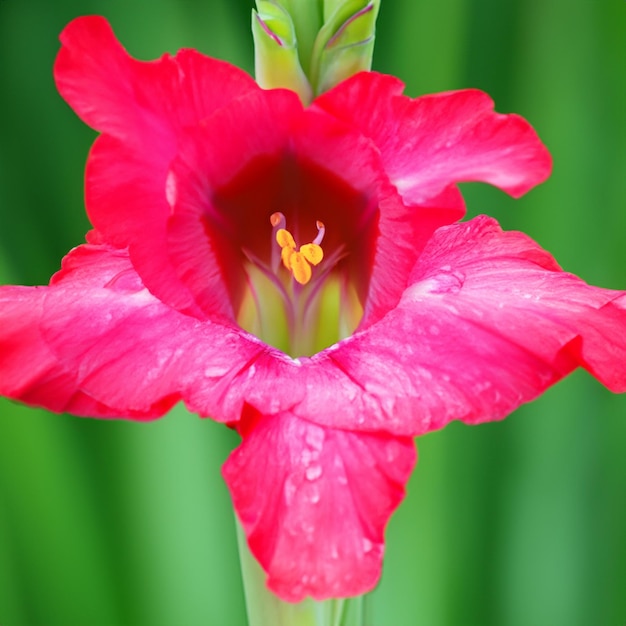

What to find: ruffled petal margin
left=314, top=73, right=552, bottom=204
left=222, top=410, right=415, bottom=601
left=54, top=15, right=258, bottom=143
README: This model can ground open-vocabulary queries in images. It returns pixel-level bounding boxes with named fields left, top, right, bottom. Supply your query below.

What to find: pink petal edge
left=315, top=73, right=552, bottom=204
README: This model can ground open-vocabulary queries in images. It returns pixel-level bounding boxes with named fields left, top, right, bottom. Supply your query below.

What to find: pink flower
left=1, top=16, right=625, bottom=601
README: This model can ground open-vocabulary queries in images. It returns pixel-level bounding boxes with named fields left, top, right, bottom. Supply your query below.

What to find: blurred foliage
left=0, top=1, right=624, bottom=625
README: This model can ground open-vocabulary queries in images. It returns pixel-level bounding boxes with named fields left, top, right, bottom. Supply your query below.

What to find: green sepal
left=252, top=1, right=313, bottom=103
left=311, top=0, right=380, bottom=95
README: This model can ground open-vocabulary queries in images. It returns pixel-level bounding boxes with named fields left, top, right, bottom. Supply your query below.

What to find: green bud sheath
left=252, top=1, right=314, bottom=103
left=313, top=1, right=380, bottom=95
left=253, top=0, right=380, bottom=101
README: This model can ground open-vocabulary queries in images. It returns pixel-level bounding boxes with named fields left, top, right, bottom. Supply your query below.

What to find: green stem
left=236, top=522, right=365, bottom=626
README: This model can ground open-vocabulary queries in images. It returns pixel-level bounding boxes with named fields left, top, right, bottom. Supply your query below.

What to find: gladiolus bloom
left=1, top=16, right=625, bottom=601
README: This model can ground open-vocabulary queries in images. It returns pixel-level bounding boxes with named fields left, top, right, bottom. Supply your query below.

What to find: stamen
left=270, top=214, right=325, bottom=285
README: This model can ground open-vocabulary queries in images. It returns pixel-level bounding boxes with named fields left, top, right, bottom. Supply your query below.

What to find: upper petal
left=314, top=72, right=552, bottom=204
left=223, top=411, right=415, bottom=601
left=56, top=16, right=260, bottom=315
left=54, top=15, right=259, bottom=143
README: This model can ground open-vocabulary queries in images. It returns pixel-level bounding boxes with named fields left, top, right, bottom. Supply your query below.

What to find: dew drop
left=305, top=465, right=322, bottom=481
left=309, top=484, right=320, bottom=504
left=305, top=426, right=325, bottom=451
left=204, top=365, right=229, bottom=378
left=284, top=476, right=297, bottom=505
left=165, top=171, right=177, bottom=208
left=301, top=448, right=312, bottom=466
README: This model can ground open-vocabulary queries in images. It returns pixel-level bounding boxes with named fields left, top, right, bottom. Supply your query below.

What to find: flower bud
left=252, top=0, right=380, bottom=101
left=252, top=1, right=313, bottom=103
left=312, top=0, right=380, bottom=95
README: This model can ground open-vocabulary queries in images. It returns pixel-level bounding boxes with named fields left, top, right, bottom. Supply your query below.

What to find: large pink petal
left=56, top=16, right=259, bottom=315
left=293, top=216, right=626, bottom=435
left=314, top=72, right=552, bottom=204
left=85, top=134, right=202, bottom=316
left=223, top=411, right=415, bottom=601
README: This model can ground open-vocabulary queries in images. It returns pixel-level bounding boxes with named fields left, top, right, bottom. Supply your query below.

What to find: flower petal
left=192, top=217, right=625, bottom=435
left=296, top=216, right=626, bottom=435
left=85, top=134, right=204, bottom=316
left=360, top=183, right=466, bottom=328
left=314, top=72, right=552, bottom=204
left=0, top=284, right=161, bottom=418
left=223, top=411, right=416, bottom=601
left=57, top=16, right=259, bottom=316
left=35, top=244, right=271, bottom=418
left=54, top=15, right=258, bottom=142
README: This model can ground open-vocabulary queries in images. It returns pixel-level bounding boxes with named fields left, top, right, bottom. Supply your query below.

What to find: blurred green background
left=0, top=1, right=624, bottom=625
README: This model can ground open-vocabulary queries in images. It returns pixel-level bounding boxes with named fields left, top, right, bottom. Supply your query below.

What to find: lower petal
left=223, top=410, right=416, bottom=601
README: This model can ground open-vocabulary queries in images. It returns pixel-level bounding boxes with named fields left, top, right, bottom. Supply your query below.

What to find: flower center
left=208, top=154, right=373, bottom=357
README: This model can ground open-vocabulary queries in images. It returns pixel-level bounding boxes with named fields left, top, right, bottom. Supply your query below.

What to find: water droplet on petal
left=204, top=365, right=229, bottom=378
left=284, top=475, right=297, bottom=505
left=305, top=426, right=325, bottom=451
left=305, top=465, right=322, bottom=481
left=309, top=484, right=320, bottom=504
